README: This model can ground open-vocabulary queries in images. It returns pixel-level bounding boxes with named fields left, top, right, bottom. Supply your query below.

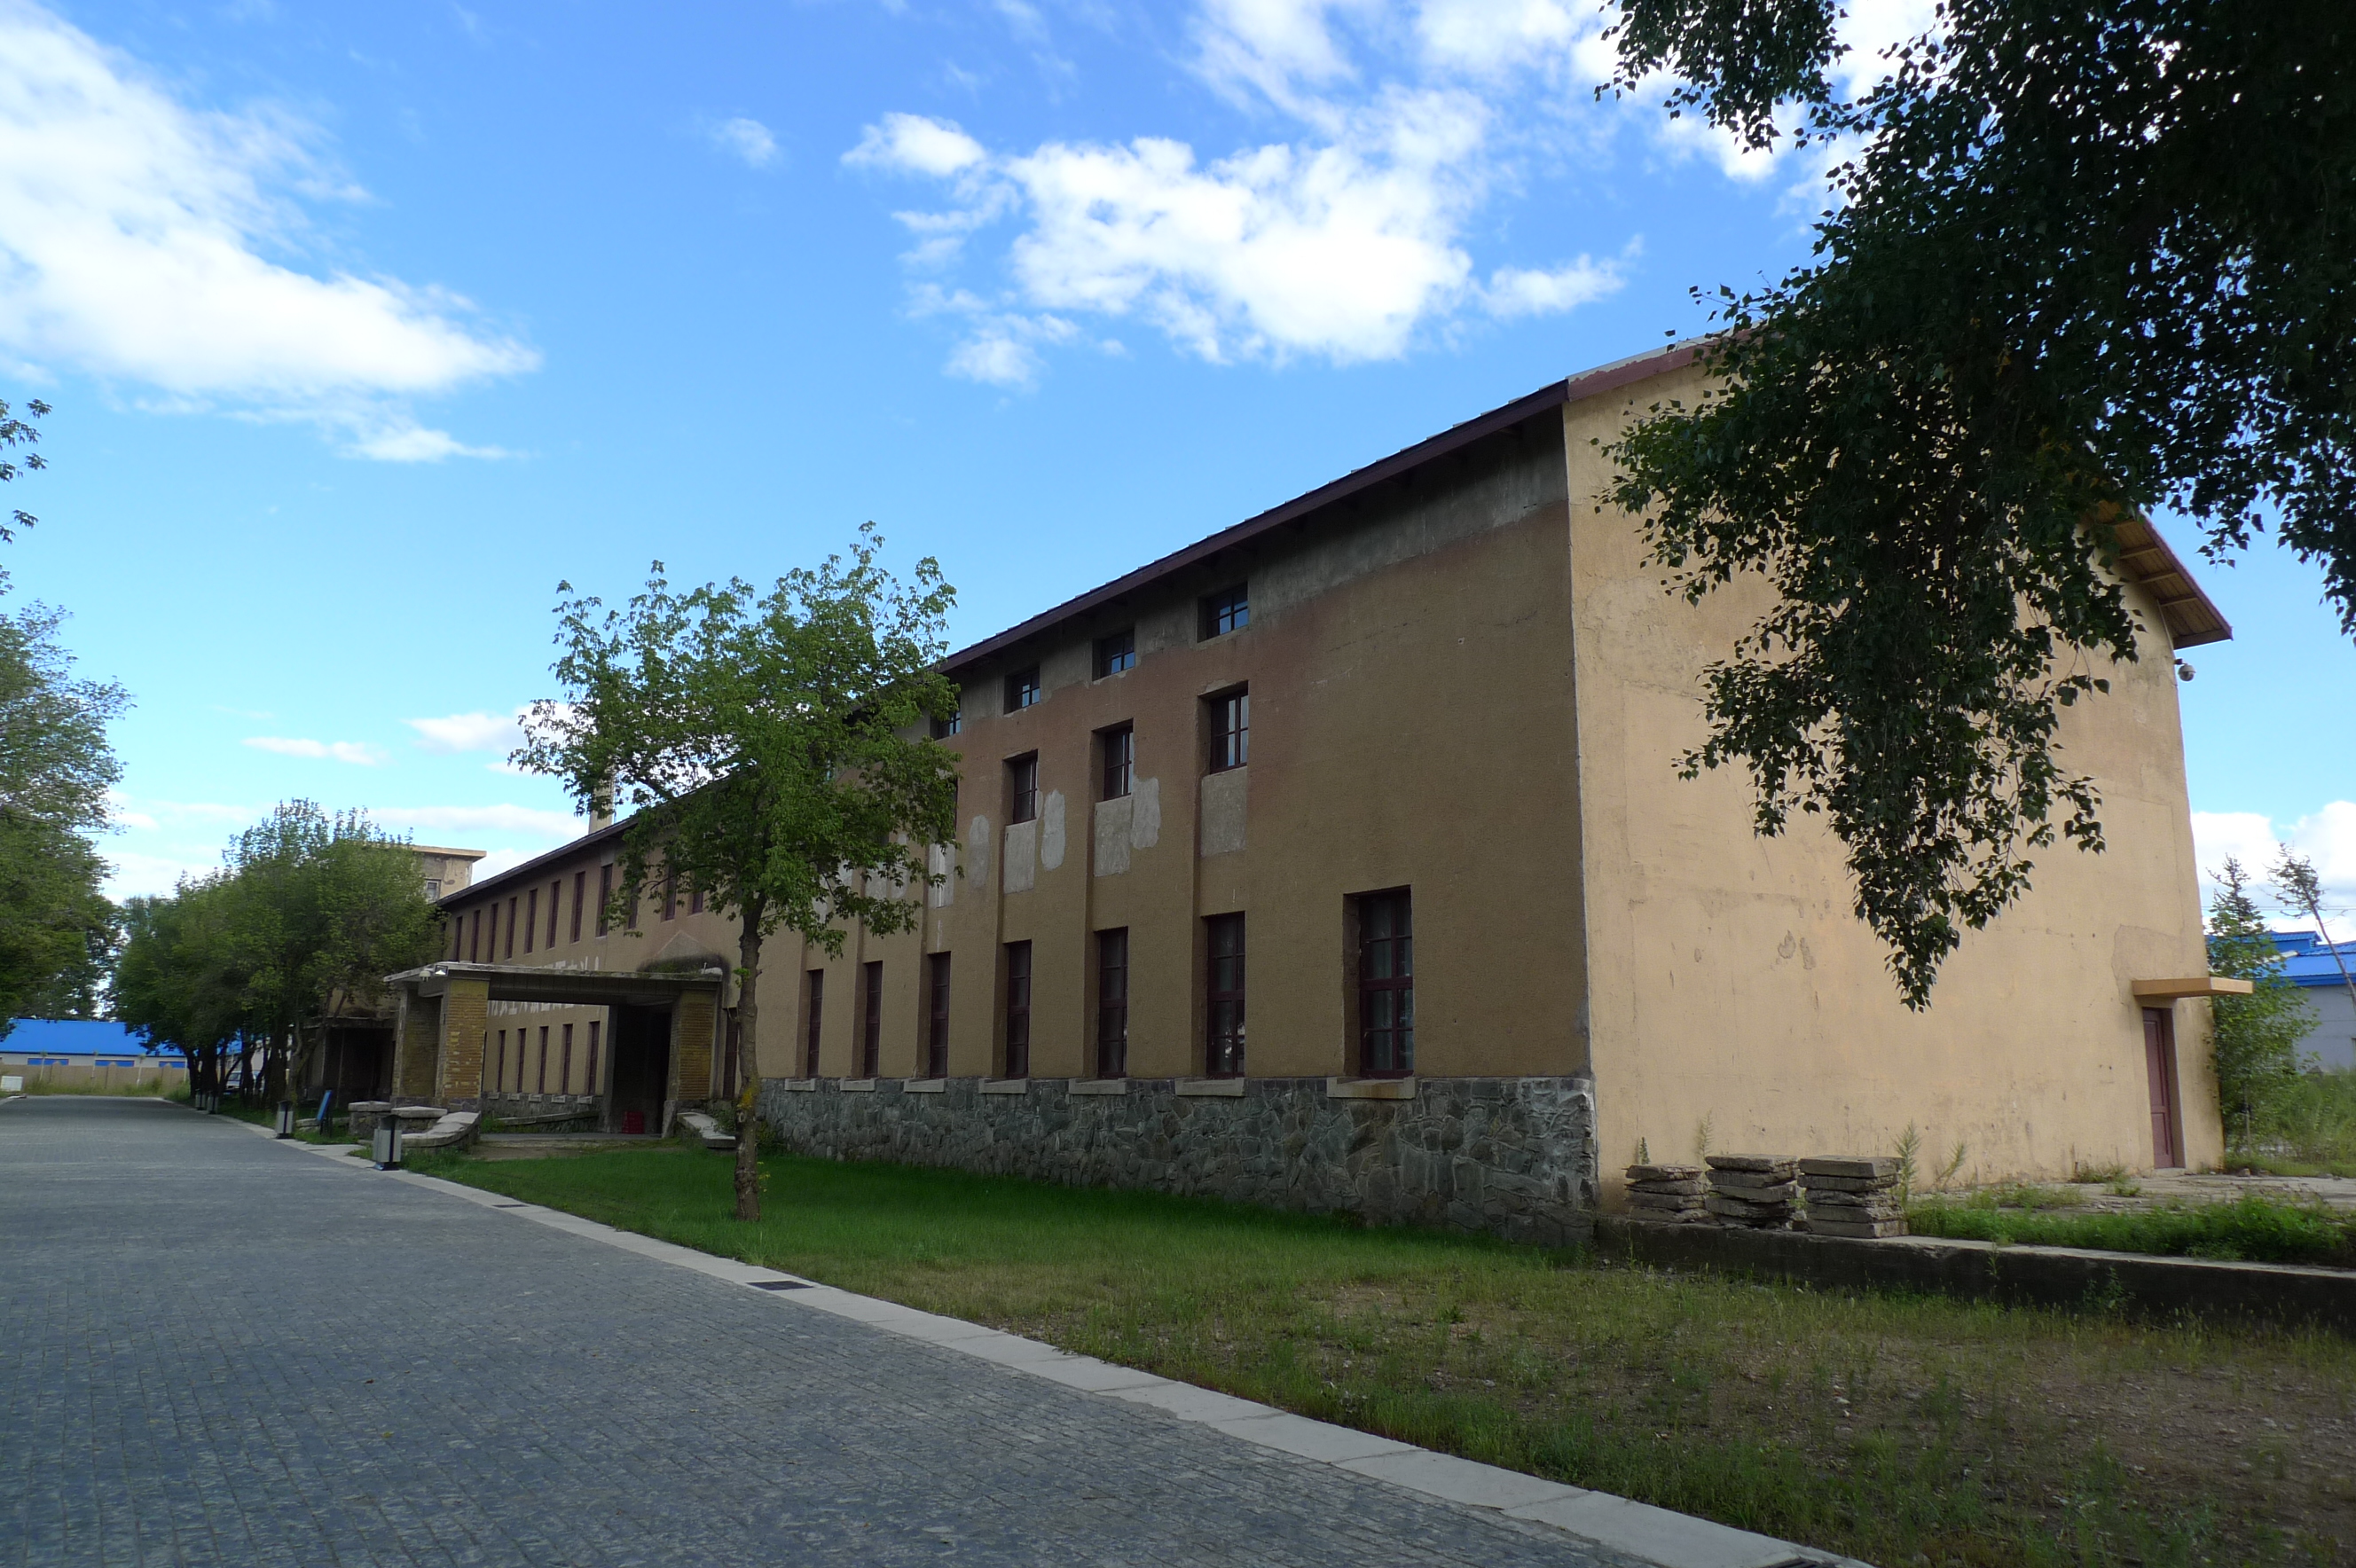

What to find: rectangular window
left=1356, top=890, right=1414, bottom=1077
left=805, top=971, right=824, bottom=1078
left=524, top=889, right=538, bottom=953
left=1094, top=627, right=1135, bottom=678
left=1003, top=941, right=1033, bottom=1078
left=1205, top=913, right=1246, bottom=1077
left=931, top=709, right=962, bottom=739
left=1099, top=724, right=1134, bottom=801
left=860, top=960, right=884, bottom=1078
left=1208, top=688, right=1249, bottom=772
left=494, top=1028, right=507, bottom=1090
left=562, top=1023, right=575, bottom=1094
left=688, top=887, right=704, bottom=915
left=1096, top=929, right=1129, bottom=1078
left=1008, top=753, right=1040, bottom=824
left=547, top=881, right=562, bottom=947
left=662, top=874, right=677, bottom=921
left=597, top=864, right=613, bottom=936
left=1200, top=584, right=1249, bottom=639
left=585, top=1020, right=601, bottom=1095
left=1005, top=665, right=1041, bottom=712
left=506, top=898, right=518, bottom=959
left=571, top=871, right=585, bottom=943
left=469, top=909, right=481, bottom=963
left=537, top=1024, right=550, bottom=1093
left=451, top=916, right=462, bottom=961
left=925, top=953, right=952, bottom=1078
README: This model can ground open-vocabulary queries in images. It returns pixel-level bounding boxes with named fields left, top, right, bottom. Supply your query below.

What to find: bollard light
left=274, top=1101, right=295, bottom=1139
left=373, top=1125, right=404, bottom=1170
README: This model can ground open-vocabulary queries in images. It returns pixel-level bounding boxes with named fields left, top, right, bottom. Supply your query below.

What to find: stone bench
left=676, top=1109, right=737, bottom=1152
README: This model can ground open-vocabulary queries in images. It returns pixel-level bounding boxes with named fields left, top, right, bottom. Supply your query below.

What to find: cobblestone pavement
left=2, top=1097, right=1637, bottom=1568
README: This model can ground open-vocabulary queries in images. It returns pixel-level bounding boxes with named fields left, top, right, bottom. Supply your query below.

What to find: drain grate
left=492, top=1203, right=527, bottom=1209
left=748, top=1280, right=813, bottom=1291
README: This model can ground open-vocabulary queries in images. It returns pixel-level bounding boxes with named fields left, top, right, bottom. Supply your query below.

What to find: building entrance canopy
left=384, top=961, right=725, bottom=1114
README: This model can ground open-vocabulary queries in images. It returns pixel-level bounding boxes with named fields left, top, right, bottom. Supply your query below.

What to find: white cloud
left=846, top=2, right=1649, bottom=382
left=2192, top=803, right=2356, bottom=924
left=0, top=1, right=536, bottom=457
left=242, top=735, right=386, bottom=765
left=406, top=708, right=528, bottom=755
left=710, top=116, right=779, bottom=169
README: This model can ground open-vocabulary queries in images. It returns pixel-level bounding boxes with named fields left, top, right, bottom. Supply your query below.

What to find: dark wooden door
left=2142, top=1007, right=2181, bottom=1167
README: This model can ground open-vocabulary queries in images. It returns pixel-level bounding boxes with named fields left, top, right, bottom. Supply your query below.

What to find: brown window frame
left=1207, top=687, right=1249, bottom=772
left=597, top=864, right=614, bottom=937
left=532, top=1024, right=547, bottom=1093
left=662, top=874, right=677, bottom=921
left=1355, top=889, right=1414, bottom=1078
left=925, top=953, right=952, bottom=1078
left=1003, top=941, right=1033, bottom=1078
left=860, top=960, right=884, bottom=1078
left=1094, top=627, right=1135, bottom=678
left=547, top=880, right=562, bottom=947
left=570, top=871, right=585, bottom=943
left=506, top=898, right=518, bottom=959
left=1199, top=584, right=1249, bottom=639
left=468, top=908, right=482, bottom=963
left=1096, top=928, right=1129, bottom=1078
left=804, top=970, right=824, bottom=1078
left=1008, top=753, right=1040, bottom=825
left=688, top=886, right=704, bottom=915
left=1099, top=723, right=1134, bottom=801
left=562, top=1023, right=575, bottom=1094
left=585, top=1019, right=601, bottom=1095
left=1205, top=913, right=1245, bottom=1078
left=1005, top=665, right=1041, bottom=712
left=493, top=1028, right=507, bottom=1090
left=523, top=889, right=538, bottom=953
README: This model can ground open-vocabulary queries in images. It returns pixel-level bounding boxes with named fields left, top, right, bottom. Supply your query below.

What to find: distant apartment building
left=395, top=344, right=2237, bottom=1239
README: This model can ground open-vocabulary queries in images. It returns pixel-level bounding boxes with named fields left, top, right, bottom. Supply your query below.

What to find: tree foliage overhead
left=1601, top=0, right=2354, bottom=1005
left=518, top=524, right=962, bottom=1219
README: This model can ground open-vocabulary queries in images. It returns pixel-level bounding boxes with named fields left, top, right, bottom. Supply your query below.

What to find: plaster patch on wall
left=964, top=816, right=993, bottom=894
left=927, top=842, right=955, bottom=908
left=1200, top=767, right=1247, bottom=858
left=1041, top=791, right=1066, bottom=871
left=1003, top=819, right=1039, bottom=894
left=1094, top=796, right=1133, bottom=877
left=1132, top=776, right=1161, bottom=850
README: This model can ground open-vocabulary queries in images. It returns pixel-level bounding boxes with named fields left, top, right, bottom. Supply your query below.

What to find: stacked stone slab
left=1622, top=1164, right=1710, bottom=1222
left=1798, top=1156, right=1907, bottom=1237
left=1704, top=1155, right=1797, bottom=1227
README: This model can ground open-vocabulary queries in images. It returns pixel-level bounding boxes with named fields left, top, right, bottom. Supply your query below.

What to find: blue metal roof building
left=2270, top=932, right=2356, bottom=1072
left=0, top=1020, right=186, bottom=1070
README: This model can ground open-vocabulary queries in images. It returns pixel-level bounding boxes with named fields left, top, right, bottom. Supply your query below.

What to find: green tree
left=1601, top=1, right=2353, bottom=1005
left=0, top=395, right=50, bottom=538
left=114, top=805, right=442, bottom=1102
left=2206, top=858, right=2313, bottom=1146
left=2272, top=846, right=2356, bottom=1024
left=517, top=525, right=962, bottom=1220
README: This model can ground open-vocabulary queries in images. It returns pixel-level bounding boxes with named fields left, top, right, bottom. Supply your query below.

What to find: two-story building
left=392, top=342, right=2238, bottom=1241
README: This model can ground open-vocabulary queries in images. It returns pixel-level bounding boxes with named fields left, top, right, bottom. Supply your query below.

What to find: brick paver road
left=2, top=1097, right=1634, bottom=1567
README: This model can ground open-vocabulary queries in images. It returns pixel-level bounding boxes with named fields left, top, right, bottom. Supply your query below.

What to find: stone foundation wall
left=482, top=1092, right=602, bottom=1132
left=750, top=1076, right=1598, bottom=1246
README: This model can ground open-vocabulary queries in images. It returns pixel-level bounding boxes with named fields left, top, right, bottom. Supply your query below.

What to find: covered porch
left=384, top=960, right=726, bottom=1134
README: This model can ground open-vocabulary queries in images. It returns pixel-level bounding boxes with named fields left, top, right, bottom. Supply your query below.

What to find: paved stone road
left=2, top=1097, right=1636, bottom=1567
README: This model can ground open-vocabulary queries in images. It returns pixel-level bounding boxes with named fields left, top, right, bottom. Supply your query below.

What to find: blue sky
left=2, top=0, right=2350, bottom=921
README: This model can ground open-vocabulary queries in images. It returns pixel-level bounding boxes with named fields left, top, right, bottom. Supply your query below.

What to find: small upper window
left=1200, top=584, right=1249, bottom=639
left=1005, top=666, right=1042, bottom=712
left=1094, top=628, right=1135, bottom=678
left=1008, top=753, right=1040, bottom=824
left=423, top=879, right=441, bottom=900
left=1099, top=724, right=1134, bottom=801
left=931, top=709, right=962, bottom=739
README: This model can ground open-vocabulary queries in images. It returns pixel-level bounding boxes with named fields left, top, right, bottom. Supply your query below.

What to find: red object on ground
left=622, top=1110, right=646, bottom=1135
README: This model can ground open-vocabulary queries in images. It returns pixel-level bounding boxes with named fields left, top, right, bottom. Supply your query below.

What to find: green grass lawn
left=1908, top=1191, right=2356, bottom=1267
left=419, top=1144, right=2356, bottom=1568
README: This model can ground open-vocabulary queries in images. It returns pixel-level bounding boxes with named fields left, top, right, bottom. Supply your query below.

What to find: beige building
left=395, top=344, right=2238, bottom=1237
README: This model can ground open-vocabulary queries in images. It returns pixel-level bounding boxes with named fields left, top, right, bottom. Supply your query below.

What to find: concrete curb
left=255, top=1134, right=1857, bottom=1568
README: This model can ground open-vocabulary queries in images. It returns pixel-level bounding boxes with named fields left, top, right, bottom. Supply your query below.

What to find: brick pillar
left=436, top=976, right=491, bottom=1110
left=668, top=990, right=718, bottom=1108
left=393, top=989, right=442, bottom=1102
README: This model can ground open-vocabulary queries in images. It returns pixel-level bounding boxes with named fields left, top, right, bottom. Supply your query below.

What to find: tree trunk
left=733, top=900, right=765, bottom=1221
